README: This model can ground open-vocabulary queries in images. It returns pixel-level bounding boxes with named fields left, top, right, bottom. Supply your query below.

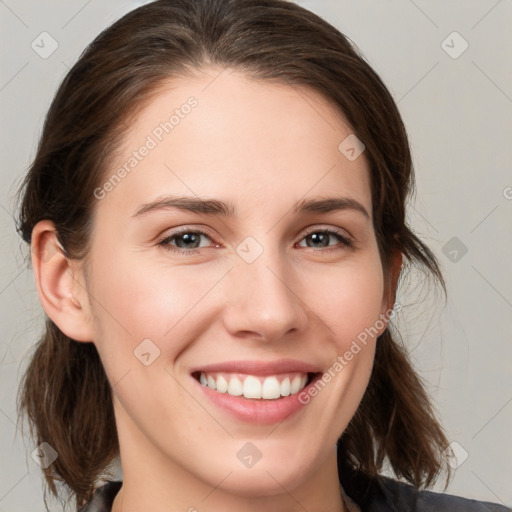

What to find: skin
left=32, top=67, right=401, bottom=512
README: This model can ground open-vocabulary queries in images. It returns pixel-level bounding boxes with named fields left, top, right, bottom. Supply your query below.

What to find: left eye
left=158, top=228, right=353, bottom=254
left=297, top=229, right=353, bottom=251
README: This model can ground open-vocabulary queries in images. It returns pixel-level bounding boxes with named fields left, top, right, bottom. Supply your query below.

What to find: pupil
left=178, top=233, right=199, bottom=248
left=310, top=233, right=328, bottom=247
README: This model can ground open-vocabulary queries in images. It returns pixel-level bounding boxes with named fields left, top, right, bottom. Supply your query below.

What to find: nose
left=221, top=245, right=309, bottom=344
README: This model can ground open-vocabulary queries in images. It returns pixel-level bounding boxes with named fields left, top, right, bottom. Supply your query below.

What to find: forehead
left=97, top=67, right=372, bottom=220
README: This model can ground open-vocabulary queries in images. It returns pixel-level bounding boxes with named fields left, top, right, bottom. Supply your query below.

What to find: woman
left=15, top=1, right=510, bottom=511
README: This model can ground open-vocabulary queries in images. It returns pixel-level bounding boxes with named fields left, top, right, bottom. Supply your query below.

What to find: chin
left=196, top=448, right=317, bottom=498
left=218, top=466, right=310, bottom=498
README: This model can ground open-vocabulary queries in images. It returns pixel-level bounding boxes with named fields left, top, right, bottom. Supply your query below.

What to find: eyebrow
left=133, top=195, right=370, bottom=220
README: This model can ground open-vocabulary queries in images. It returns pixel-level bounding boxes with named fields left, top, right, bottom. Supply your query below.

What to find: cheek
left=85, top=254, right=217, bottom=441
left=295, top=255, right=384, bottom=409
left=86, top=249, right=228, bottom=372
left=300, top=254, right=386, bottom=344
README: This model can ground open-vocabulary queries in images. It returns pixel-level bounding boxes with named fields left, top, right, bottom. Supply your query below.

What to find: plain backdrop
left=1, top=0, right=511, bottom=510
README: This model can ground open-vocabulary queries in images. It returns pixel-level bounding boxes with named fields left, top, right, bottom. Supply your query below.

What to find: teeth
left=216, top=375, right=228, bottom=393
left=280, top=377, right=291, bottom=397
left=261, top=376, right=280, bottom=399
left=227, top=376, right=243, bottom=396
left=207, top=375, right=216, bottom=389
left=198, top=372, right=310, bottom=399
left=243, top=376, right=261, bottom=399
left=291, top=375, right=303, bottom=394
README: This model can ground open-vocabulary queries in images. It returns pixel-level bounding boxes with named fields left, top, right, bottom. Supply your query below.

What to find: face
left=79, top=68, right=395, bottom=498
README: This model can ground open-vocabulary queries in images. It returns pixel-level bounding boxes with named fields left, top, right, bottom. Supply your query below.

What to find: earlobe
left=31, top=220, right=94, bottom=342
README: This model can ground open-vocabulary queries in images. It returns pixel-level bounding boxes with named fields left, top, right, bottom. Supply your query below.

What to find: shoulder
left=338, top=463, right=510, bottom=512
left=375, top=476, right=511, bottom=512
left=78, top=480, right=122, bottom=512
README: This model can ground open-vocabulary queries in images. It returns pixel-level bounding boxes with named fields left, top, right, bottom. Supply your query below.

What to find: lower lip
left=192, top=373, right=321, bottom=425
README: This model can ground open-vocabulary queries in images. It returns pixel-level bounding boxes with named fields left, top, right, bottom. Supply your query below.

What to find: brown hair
left=16, top=0, right=451, bottom=509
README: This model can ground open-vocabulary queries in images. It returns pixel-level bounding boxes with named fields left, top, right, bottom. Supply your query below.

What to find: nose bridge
left=222, top=236, right=307, bottom=341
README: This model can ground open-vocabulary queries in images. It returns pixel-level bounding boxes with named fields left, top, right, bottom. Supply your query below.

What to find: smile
left=195, top=371, right=312, bottom=399
left=189, top=359, right=323, bottom=424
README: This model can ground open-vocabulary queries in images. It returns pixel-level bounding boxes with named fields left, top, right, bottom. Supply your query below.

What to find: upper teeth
left=199, top=372, right=309, bottom=399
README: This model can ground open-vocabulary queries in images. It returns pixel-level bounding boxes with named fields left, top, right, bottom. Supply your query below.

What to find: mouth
left=191, top=371, right=318, bottom=400
left=189, top=359, right=324, bottom=423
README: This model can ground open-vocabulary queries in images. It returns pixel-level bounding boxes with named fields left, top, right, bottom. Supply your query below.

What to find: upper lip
left=190, top=358, right=323, bottom=376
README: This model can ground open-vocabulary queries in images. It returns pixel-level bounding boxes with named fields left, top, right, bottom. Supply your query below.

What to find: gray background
left=1, top=0, right=511, bottom=510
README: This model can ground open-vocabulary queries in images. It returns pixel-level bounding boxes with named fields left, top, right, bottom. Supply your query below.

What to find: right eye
left=158, top=228, right=219, bottom=255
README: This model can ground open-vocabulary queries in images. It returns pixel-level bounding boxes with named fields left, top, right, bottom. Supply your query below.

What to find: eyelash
left=157, top=226, right=354, bottom=255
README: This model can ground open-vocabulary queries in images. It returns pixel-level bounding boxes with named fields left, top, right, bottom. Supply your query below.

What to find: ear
left=31, top=220, right=94, bottom=342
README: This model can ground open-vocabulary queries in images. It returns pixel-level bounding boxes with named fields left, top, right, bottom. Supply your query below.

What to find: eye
left=158, top=229, right=217, bottom=254
left=158, top=226, right=354, bottom=256
left=297, top=228, right=354, bottom=252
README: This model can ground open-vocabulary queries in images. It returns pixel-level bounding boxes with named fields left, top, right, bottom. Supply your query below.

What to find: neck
left=111, top=431, right=346, bottom=512
left=112, top=464, right=346, bottom=512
